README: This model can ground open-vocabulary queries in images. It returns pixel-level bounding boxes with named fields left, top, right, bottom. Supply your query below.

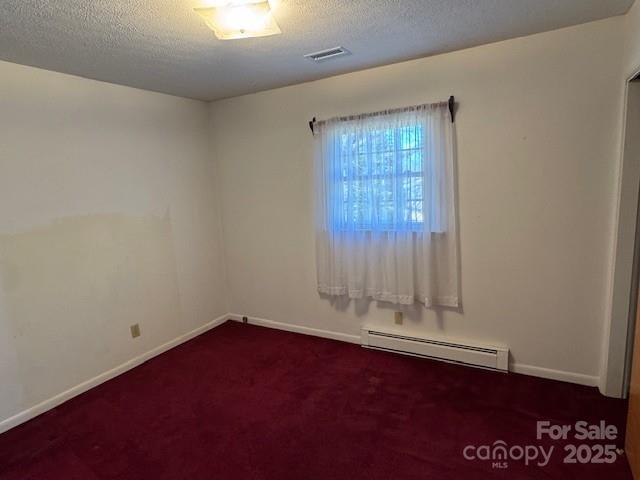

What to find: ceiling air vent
left=304, top=46, right=350, bottom=62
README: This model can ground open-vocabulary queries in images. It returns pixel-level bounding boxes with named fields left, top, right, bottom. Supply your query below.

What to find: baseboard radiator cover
left=361, top=327, right=509, bottom=372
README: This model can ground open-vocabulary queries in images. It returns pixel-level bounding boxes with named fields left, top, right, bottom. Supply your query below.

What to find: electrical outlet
left=394, top=312, right=403, bottom=325
left=130, top=324, right=141, bottom=338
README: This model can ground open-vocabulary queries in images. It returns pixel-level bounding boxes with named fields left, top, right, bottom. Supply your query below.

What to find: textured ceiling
left=0, top=0, right=634, bottom=101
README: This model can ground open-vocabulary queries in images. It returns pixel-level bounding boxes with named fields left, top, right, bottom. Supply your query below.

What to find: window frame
left=329, top=123, right=427, bottom=233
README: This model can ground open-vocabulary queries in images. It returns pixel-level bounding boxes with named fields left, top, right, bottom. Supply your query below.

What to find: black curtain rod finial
left=448, top=96, right=455, bottom=123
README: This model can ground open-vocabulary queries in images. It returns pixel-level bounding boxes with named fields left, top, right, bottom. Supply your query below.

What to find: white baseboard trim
left=228, top=313, right=361, bottom=345
left=230, top=313, right=599, bottom=388
left=0, top=314, right=229, bottom=435
left=511, top=362, right=599, bottom=387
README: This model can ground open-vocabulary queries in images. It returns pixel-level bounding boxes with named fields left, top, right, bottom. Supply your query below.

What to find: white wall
left=0, top=60, right=228, bottom=427
left=210, top=17, right=626, bottom=386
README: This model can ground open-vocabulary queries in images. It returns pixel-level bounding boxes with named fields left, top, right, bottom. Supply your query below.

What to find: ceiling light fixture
left=195, top=0, right=281, bottom=40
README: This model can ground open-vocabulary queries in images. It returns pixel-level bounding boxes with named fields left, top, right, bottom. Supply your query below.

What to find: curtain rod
left=309, top=96, right=456, bottom=134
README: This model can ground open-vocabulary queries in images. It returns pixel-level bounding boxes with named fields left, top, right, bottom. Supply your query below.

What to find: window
left=314, top=102, right=458, bottom=307
left=333, top=124, right=425, bottom=231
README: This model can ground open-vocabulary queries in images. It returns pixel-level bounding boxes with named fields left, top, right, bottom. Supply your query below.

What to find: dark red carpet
left=0, top=321, right=632, bottom=479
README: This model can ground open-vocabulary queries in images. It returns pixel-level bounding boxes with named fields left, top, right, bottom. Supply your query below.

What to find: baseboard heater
left=361, top=327, right=509, bottom=372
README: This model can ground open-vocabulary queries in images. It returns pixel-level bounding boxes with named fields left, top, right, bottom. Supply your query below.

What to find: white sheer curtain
left=314, top=101, right=458, bottom=307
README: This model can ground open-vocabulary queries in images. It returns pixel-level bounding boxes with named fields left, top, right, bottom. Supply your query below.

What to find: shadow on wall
left=320, top=292, right=463, bottom=331
left=0, top=213, right=182, bottom=420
